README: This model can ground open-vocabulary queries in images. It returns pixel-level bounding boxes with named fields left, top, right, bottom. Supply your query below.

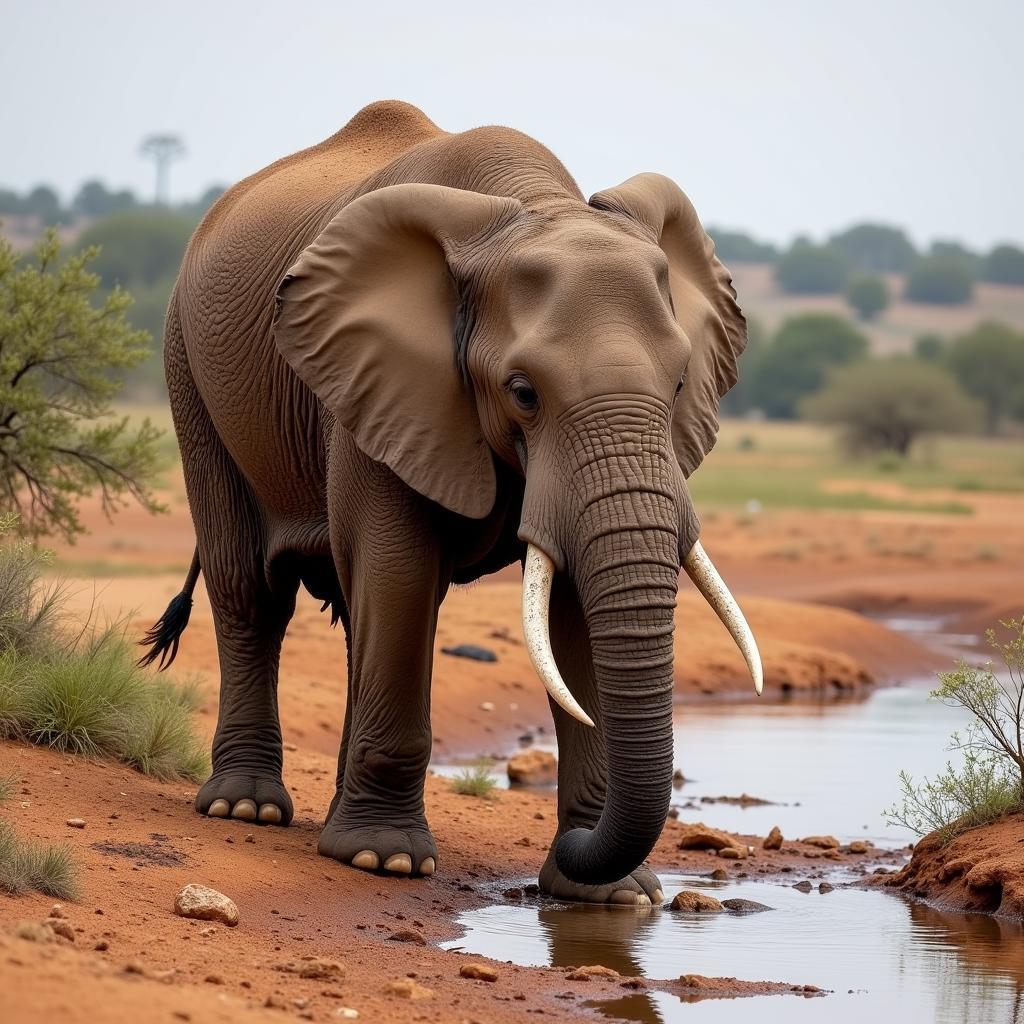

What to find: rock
left=12, top=920, right=55, bottom=943
left=847, top=840, right=869, bottom=854
left=819, top=882, right=835, bottom=894
left=717, top=846, right=746, bottom=860
left=334, top=1010, right=360, bottom=1020
left=384, top=979, right=434, bottom=999
left=94, top=940, right=109, bottom=951
left=763, top=826, right=783, bottom=851
left=801, top=835, right=840, bottom=849
left=276, top=957, right=346, bottom=981
left=173, top=885, right=239, bottom=927
left=503, top=887, right=523, bottom=900
left=672, top=768, right=686, bottom=784
left=676, top=823, right=741, bottom=852
left=204, top=974, right=224, bottom=985
left=460, top=963, right=499, bottom=982
left=66, top=818, right=86, bottom=829
left=49, top=904, right=67, bottom=919
left=388, top=929, right=426, bottom=945
left=721, top=899, right=773, bottom=914
left=670, top=890, right=724, bottom=913
left=441, top=644, right=497, bottom=663
left=507, top=749, right=557, bottom=786
left=792, top=880, right=813, bottom=893
left=566, top=965, right=620, bottom=981
left=710, top=868, right=728, bottom=881
left=46, top=918, right=75, bottom=942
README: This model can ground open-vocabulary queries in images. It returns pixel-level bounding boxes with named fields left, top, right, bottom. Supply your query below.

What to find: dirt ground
left=3, top=467, right=1023, bottom=1022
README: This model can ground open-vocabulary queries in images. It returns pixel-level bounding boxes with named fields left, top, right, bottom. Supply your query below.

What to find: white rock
left=173, top=884, right=239, bottom=927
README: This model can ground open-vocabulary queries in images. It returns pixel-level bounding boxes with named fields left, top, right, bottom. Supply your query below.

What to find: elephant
left=140, top=100, right=761, bottom=906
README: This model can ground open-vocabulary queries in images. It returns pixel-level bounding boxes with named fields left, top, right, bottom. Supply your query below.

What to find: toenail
left=232, top=799, right=257, bottom=821
left=208, top=799, right=230, bottom=817
left=257, top=804, right=281, bottom=824
left=384, top=854, right=412, bottom=874
left=653, top=889, right=664, bottom=903
left=636, top=894, right=652, bottom=907
left=352, top=851, right=379, bottom=870
left=419, top=857, right=436, bottom=876
left=610, top=890, right=639, bottom=906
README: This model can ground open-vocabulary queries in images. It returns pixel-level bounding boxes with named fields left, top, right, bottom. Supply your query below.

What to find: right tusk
left=683, top=540, right=764, bottom=696
left=522, top=544, right=596, bottom=728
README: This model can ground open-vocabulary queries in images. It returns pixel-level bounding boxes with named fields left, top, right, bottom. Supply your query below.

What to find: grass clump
left=887, top=617, right=1024, bottom=844
left=0, top=782, right=79, bottom=899
left=450, top=758, right=498, bottom=799
left=0, top=518, right=207, bottom=782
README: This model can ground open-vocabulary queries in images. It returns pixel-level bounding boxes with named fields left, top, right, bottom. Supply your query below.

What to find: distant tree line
left=726, top=313, right=1024, bottom=456
left=708, top=221, right=1024, bottom=311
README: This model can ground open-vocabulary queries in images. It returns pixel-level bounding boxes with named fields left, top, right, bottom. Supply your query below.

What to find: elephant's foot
left=196, top=770, right=293, bottom=826
left=319, top=809, right=437, bottom=877
left=539, top=849, right=664, bottom=907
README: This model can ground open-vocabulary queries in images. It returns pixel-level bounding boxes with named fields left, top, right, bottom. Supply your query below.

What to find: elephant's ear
left=589, top=173, right=746, bottom=477
left=275, top=184, right=521, bottom=519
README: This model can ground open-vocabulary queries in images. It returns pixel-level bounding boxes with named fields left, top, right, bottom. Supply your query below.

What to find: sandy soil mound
left=877, top=814, right=1024, bottom=919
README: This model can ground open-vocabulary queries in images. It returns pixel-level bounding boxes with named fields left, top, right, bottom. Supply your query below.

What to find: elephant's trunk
left=554, top=485, right=681, bottom=886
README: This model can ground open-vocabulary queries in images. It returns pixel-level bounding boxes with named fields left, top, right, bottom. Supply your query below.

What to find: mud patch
left=90, top=834, right=187, bottom=867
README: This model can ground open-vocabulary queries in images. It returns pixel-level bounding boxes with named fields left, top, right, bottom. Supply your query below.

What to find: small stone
left=793, top=880, right=813, bottom=893
left=533, top=811, right=545, bottom=820
left=173, top=884, right=239, bottom=927
left=204, top=973, right=224, bottom=985
left=676, top=823, right=741, bottom=852
left=46, top=919, right=75, bottom=942
left=384, top=978, right=434, bottom=999
left=717, top=846, right=745, bottom=860
left=292, top=997, right=309, bottom=1009
left=672, top=768, right=686, bottom=784
left=479, top=701, right=495, bottom=712
left=460, top=963, right=499, bottom=982
left=566, top=965, right=620, bottom=981
left=66, top=818, right=86, bottom=829
left=721, top=898, right=773, bottom=914
left=49, top=904, right=67, bottom=919
left=710, top=868, right=728, bottom=881
left=507, top=749, right=557, bottom=786
left=847, top=840, right=869, bottom=854
left=94, top=939, right=109, bottom=951
left=388, top=929, right=426, bottom=945
left=334, top=1010, right=360, bottom=1020
left=763, top=826, right=783, bottom=851
left=819, top=882, right=835, bottom=894
left=801, top=835, right=839, bottom=849
left=245, top=834, right=255, bottom=844
left=503, top=888, right=523, bottom=900
left=669, top=890, right=724, bottom=913
left=442, top=644, right=498, bottom=662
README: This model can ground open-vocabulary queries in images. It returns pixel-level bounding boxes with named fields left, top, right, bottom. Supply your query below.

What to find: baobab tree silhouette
left=139, top=134, right=186, bottom=206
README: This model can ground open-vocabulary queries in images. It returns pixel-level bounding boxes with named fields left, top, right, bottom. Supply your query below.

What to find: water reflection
left=444, top=875, right=1024, bottom=1023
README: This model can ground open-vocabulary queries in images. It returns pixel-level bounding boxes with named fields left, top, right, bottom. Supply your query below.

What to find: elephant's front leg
left=538, top=574, right=664, bottom=907
left=320, top=456, right=450, bottom=877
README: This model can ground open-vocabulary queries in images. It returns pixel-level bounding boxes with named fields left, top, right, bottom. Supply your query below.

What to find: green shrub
left=845, top=274, right=890, bottom=321
left=983, top=244, right=1024, bottom=285
left=887, top=618, right=1024, bottom=843
left=450, top=759, right=498, bottom=799
left=774, top=239, right=850, bottom=295
left=828, top=223, right=917, bottom=273
left=0, top=784, right=79, bottom=899
left=904, top=253, right=975, bottom=305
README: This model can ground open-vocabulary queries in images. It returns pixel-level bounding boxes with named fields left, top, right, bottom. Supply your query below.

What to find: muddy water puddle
left=444, top=874, right=1024, bottom=1023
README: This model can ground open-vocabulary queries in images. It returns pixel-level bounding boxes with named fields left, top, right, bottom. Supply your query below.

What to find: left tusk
left=683, top=541, right=763, bottom=696
left=522, top=544, right=596, bottom=727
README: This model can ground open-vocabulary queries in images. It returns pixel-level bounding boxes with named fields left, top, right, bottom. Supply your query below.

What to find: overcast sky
left=3, top=0, right=1020, bottom=247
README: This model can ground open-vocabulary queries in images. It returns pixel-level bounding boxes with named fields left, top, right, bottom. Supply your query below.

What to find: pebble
left=710, top=868, right=728, bottom=881
left=763, top=826, right=783, bottom=851
left=819, top=882, right=835, bottom=894
left=847, top=840, right=870, bottom=854
left=46, top=918, right=75, bottom=942
left=801, top=835, right=840, bottom=849
left=384, top=978, right=434, bottom=999
left=442, top=644, right=498, bottom=663
left=334, top=1011, right=360, bottom=1020
left=388, top=929, right=426, bottom=945
left=566, top=965, right=619, bottom=981
left=66, top=818, right=86, bottom=829
left=721, top=898, right=773, bottom=914
left=173, top=884, right=239, bottom=927
left=670, top=890, right=724, bottom=913
left=460, top=963, right=499, bottom=982
left=479, top=701, right=495, bottom=712
left=792, top=880, right=813, bottom=893
left=717, top=846, right=745, bottom=860
left=507, top=749, right=557, bottom=786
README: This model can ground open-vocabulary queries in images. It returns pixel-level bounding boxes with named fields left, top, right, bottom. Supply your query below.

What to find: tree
left=719, top=314, right=767, bottom=415
left=75, top=210, right=192, bottom=289
left=72, top=180, right=137, bottom=218
left=22, top=185, right=68, bottom=226
left=828, top=223, right=917, bottom=273
left=929, top=240, right=981, bottom=277
left=946, top=321, right=1024, bottom=434
left=139, top=135, right=186, bottom=206
left=774, top=239, right=850, bottom=294
left=803, top=357, right=978, bottom=456
left=845, top=274, right=890, bottom=321
left=707, top=228, right=777, bottom=264
left=0, top=230, right=164, bottom=540
left=904, top=253, right=975, bottom=305
left=748, top=314, right=868, bottom=419
left=913, top=333, right=946, bottom=362
left=983, top=244, right=1024, bottom=286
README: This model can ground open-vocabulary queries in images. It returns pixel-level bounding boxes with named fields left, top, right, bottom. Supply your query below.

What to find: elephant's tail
left=138, top=547, right=202, bottom=671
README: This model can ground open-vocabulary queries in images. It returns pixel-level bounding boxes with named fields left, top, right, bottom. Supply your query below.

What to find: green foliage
left=719, top=314, right=766, bottom=415
left=0, top=821, right=79, bottom=899
left=913, top=333, right=946, bottom=362
left=707, top=227, right=777, bottom=264
left=887, top=619, right=1024, bottom=843
left=946, top=321, right=1024, bottom=433
left=450, top=759, right=498, bottom=799
left=75, top=210, right=192, bottom=289
left=0, top=230, right=164, bottom=540
left=747, top=314, right=869, bottom=419
left=905, top=253, right=975, bottom=305
left=72, top=180, right=137, bottom=218
left=802, top=357, right=978, bottom=456
left=828, top=223, right=917, bottom=273
left=774, top=239, right=850, bottom=295
left=929, top=240, right=982, bottom=277
left=845, top=274, right=890, bottom=321
left=983, top=244, right=1024, bottom=285
left=0, top=520, right=207, bottom=782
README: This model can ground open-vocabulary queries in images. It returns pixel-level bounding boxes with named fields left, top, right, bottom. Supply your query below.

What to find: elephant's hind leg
left=167, top=315, right=296, bottom=826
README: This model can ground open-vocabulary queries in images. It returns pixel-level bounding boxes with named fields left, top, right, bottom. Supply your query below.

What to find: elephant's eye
left=509, top=378, right=539, bottom=412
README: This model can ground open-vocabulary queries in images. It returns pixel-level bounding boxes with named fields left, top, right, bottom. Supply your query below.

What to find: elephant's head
left=274, top=176, right=761, bottom=886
